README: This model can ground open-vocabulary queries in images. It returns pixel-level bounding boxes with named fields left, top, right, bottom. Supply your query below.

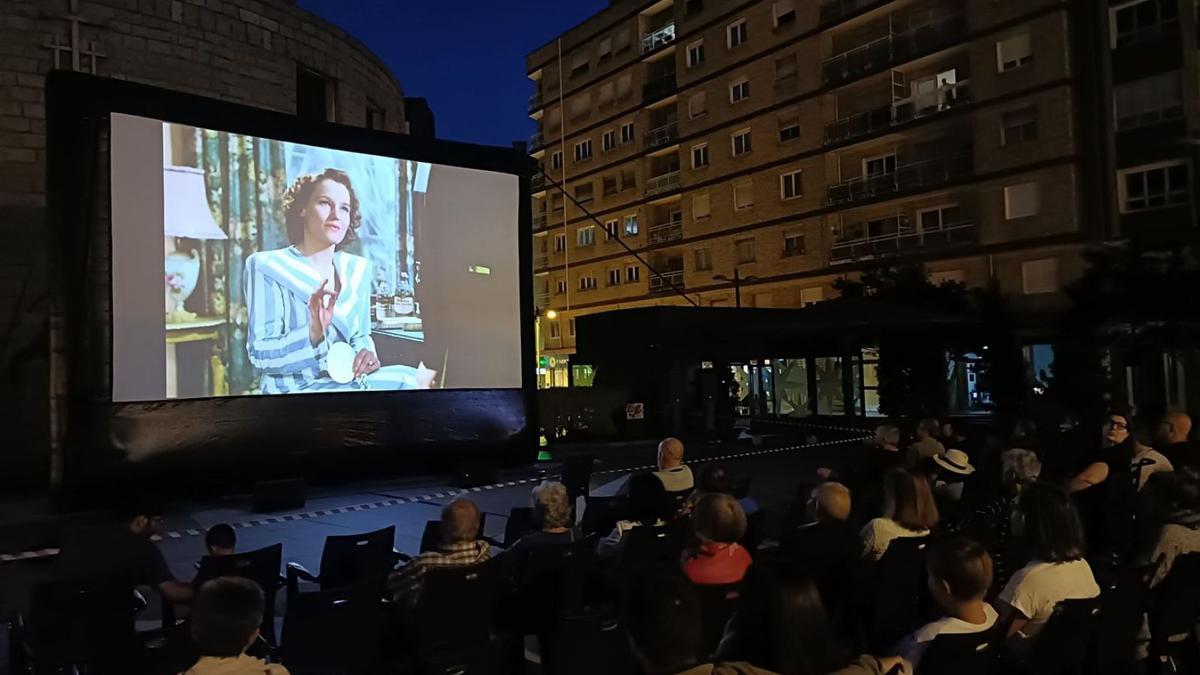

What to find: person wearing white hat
left=931, top=449, right=975, bottom=521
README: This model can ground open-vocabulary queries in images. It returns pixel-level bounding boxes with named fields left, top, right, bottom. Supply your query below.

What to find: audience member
left=861, top=468, right=939, bottom=561
left=1137, top=468, right=1200, bottom=588
left=961, top=448, right=1041, bottom=594
left=183, top=576, right=289, bottom=674
left=1156, top=411, right=1195, bottom=472
left=717, top=571, right=905, bottom=675
left=691, top=463, right=760, bottom=515
left=655, top=437, right=695, bottom=493
left=683, top=493, right=752, bottom=585
left=823, top=425, right=906, bottom=524
left=938, top=421, right=968, bottom=450
left=598, top=471, right=673, bottom=557
left=929, top=449, right=975, bottom=521
left=57, top=498, right=193, bottom=605
left=205, top=524, right=237, bottom=557
left=892, top=538, right=997, bottom=670
left=503, top=481, right=583, bottom=577
left=780, top=483, right=861, bottom=585
left=906, top=419, right=945, bottom=467
left=388, top=498, right=490, bottom=603
left=998, top=482, right=1100, bottom=658
left=1070, top=410, right=1174, bottom=494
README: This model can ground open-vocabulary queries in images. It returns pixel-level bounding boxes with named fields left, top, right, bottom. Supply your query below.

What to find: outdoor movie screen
left=108, top=113, right=523, bottom=401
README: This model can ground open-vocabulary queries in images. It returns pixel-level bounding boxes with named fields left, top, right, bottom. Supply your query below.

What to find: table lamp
left=164, top=166, right=227, bottom=323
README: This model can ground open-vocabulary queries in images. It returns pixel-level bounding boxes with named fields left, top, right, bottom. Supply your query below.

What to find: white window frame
left=727, top=18, right=748, bottom=49
left=731, top=128, right=752, bottom=156
left=568, top=317, right=576, bottom=337
left=692, top=143, right=710, bottom=169
left=915, top=204, right=960, bottom=232
left=549, top=320, right=561, bottom=338
left=626, top=265, right=641, bottom=283
left=730, top=76, right=751, bottom=103
left=551, top=151, right=563, bottom=171
left=862, top=152, right=897, bottom=177
left=687, top=39, right=705, bottom=68
left=1118, top=160, right=1192, bottom=213
left=607, top=268, right=622, bottom=287
left=604, top=219, right=620, bottom=239
left=576, top=225, right=596, bottom=247
left=1004, top=182, right=1041, bottom=220
left=780, top=170, right=803, bottom=200
left=1110, top=0, right=1180, bottom=49
left=574, top=139, right=593, bottom=162
left=624, top=213, right=640, bottom=235
left=1000, top=107, right=1039, bottom=146
left=620, top=122, right=635, bottom=145
left=578, top=275, right=598, bottom=291
left=783, top=231, right=805, bottom=256
left=555, top=277, right=567, bottom=294
left=1114, top=72, right=1184, bottom=130
left=773, top=0, right=796, bottom=28
left=996, top=32, right=1032, bottom=72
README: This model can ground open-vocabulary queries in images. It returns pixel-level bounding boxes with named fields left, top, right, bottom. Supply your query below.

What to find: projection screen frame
left=46, top=72, right=537, bottom=500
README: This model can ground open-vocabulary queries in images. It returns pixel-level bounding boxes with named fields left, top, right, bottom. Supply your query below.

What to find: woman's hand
left=353, top=349, right=381, bottom=377
left=415, top=362, right=438, bottom=389
left=307, top=279, right=337, bottom=346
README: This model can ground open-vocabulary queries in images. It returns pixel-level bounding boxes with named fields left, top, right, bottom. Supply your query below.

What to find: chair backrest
left=869, top=536, right=930, bottom=649
left=1150, top=553, right=1200, bottom=648
left=541, top=613, right=636, bottom=675
left=666, top=488, right=693, bottom=515
left=1028, top=596, right=1101, bottom=675
left=917, top=627, right=1000, bottom=675
left=194, top=543, right=284, bottom=644
left=519, top=539, right=595, bottom=625
left=503, top=507, right=537, bottom=549
left=279, top=583, right=386, bottom=675
left=694, top=583, right=743, bottom=660
left=579, top=496, right=619, bottom=537
left=413, top=558, right=501, bottom=653
left=420, top=514, right=489, bottom=554
left=616, top=522, right=688, bottom=579
left=28, top=575, right=138, bottom=669
left=317, top=525, right=396, bottom=590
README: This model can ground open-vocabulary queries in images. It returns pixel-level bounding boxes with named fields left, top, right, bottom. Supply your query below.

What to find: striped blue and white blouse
left=244, top=246, right=420, bottom=394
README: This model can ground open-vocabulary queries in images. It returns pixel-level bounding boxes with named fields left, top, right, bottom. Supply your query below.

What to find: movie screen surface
left=110, top=113, right=523, bottom=401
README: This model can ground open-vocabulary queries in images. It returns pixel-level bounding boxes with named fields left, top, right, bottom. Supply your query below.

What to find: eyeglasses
left=1106, top=420, right=1129, bottom=431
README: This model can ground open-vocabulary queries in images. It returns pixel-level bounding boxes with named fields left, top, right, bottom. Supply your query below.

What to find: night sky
left=296, top=0, right=609, bottom=147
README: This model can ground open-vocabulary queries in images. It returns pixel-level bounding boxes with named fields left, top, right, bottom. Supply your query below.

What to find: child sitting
left=182, top=577, right=289, bottom=674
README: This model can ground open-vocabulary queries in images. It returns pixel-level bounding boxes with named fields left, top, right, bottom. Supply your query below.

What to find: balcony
left=819, top=0, right=886, bottom=25
left=831, top=219, right=977, bottom=263
left=827, top=151, right=973, bottom=206
left=644, top=170, right=680, bottom=197
left=645, top=121, right=679, bottom=150
left=531, top=171, right=547, bottom=192
left=824, top=80, right=971, bottom=145
left=648, top=219, right=683, bottom=244
left=529, top=132, right=544, bottom=151
left=533, top=213, right=548, bottom=229
left=529, top=92, right=542, bottom=113
left=534, top=253, right=550, bottom=269
left=535, top=291, right=550, bottom=308
left=822, top=13, right=966, bottom=87
left=649, top=269, right=685, bottom=295
left=643, top=72, right=677, bottom=103
left=641, top=22, right=676, bottom=54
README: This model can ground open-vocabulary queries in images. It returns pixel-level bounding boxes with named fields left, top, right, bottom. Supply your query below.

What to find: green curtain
left=196, top=129, right=287, bottom=395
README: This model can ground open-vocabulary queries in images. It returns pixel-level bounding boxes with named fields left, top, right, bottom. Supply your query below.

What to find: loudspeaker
left=251, top=478, right=306, bottom=513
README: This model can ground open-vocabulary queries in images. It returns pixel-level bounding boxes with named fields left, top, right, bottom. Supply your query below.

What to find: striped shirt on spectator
left=388, top=540, right=491, bottom=603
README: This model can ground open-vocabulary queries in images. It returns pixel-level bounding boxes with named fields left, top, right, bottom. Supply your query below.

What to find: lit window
left=576, top=226, right=596, bottom=247
left=624, top=214, right=640, bottom=235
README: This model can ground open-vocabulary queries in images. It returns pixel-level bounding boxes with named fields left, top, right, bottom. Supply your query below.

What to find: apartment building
left=526, top=0, right=1200, bottom=387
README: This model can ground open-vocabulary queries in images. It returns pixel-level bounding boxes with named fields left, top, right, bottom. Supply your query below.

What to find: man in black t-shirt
left=58, top=504, right=193, bottom=605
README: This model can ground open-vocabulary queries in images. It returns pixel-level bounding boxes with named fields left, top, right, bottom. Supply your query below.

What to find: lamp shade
left=163, top=166, right=227, bottom=240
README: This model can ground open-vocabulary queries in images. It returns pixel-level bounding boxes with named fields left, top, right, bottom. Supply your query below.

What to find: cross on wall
left=42, top=0, right=106, bottom=74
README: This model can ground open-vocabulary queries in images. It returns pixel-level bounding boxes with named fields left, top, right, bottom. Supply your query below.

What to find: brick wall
left=0, top=0, right=409, bottom=488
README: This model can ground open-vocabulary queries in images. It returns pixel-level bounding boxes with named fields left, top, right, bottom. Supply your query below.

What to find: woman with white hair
left=502, top=480, right=582, bottom=577
left=961, top=448, right=1042, bottom=594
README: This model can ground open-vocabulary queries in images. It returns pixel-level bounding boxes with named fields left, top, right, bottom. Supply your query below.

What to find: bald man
left=1157, top=411, right=1196, bottom=471
left=780, top=482, right=862, bottom=597
left=653, top=437, right=695, bottom=493
left=387, top=498, right=491, bottom=604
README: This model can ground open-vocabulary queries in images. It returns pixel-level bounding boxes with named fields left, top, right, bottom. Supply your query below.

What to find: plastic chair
left=541, top=613, right=636, bottom=675
left=918, top=627, right=1000, bottom=674
left=579, top=496, right=619, bottom=537
left=409, top=558, right=502, bottom=655
left=419, top=514, right=491, bottom=553
left=278, top=582, right=387, bottom=675
left=183, top=544, right=285, bottom=644
left=25, top=575, right=143, bottom=673
left=1026, top=596, right=1102, bottom=675
left=694, top=583, right=743, bottom=660
left=614, top=522, right=689, bottom=583
left=1149, top=553, right=1200, bottom=673
left=502, top=507, right=536, bottom=549
left=286, top=526, right=397, bottom=593
left=515, top=539, right=595, bottom=634
left=1095, top=562, right=1153, bottom=675
left=867, top=537, right=930, bottom=651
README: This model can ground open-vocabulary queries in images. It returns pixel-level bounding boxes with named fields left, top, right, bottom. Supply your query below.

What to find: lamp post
left=712, top=267, right=759, bottom=308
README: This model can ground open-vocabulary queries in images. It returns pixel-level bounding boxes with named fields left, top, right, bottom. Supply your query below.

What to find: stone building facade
left=0, top=0, right=409, bottom=487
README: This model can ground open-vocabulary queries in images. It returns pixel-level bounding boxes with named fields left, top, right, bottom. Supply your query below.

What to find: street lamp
left=712, top=267, right=759, bottom=308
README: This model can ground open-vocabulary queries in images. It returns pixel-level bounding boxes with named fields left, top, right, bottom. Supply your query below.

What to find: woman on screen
left=244, top=168, right=435, bottom=394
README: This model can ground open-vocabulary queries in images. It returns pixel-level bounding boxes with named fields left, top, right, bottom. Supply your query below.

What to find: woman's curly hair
left=282, top=168, right=362, bottom=248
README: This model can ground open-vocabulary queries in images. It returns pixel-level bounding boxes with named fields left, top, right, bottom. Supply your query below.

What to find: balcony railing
left=831, top=219, right=977, bottom=263
left=648, top=220, right=683, bottom=244
left=641, top=22, right=676, bottom=54
left=645, top=121, right=679, bottom=150
left=534, top=253, right=550, bottom=269
left=1115, top=18, right=1180, bottom=49
left=529, top=92, right=542, bottom=113
left=535, top=291, right=550, bottom=308
left=531, top=171, right=547, bottom=192
left=824, top=79, right=971, bottom=145
left=529, top=132, right=543, bottom=150
left=533, top=213, right=548, bottom=228
left=819, top=0, right=886, bottom=25
left=643, top=72, right=677, bottom=103
left=826, top=151, right=973, bottom=206
left=649, top=269, right=685, bottom=295
left=644, top=170, right=681, bottom=197
left=822, top=13, right=966, bottom=86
